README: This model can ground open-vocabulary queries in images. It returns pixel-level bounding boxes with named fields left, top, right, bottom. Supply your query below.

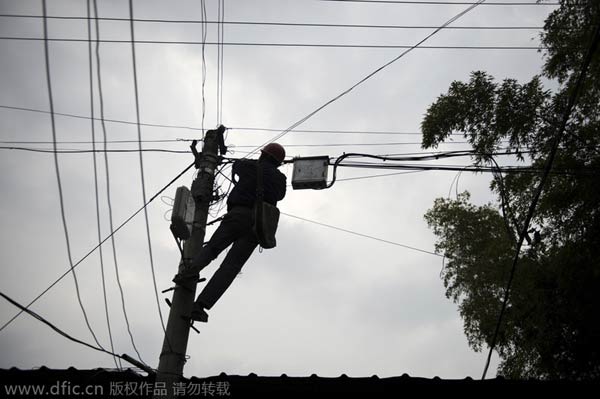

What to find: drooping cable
left=217, top=165, right=438, bottom=256
left=236, top=0, right=486, bottom=161
left=127, top=0, right=169, bottom=343
left=200, top=0, right=208, bottom=138
left=93, top=0, right=145, bottom=364
left=213, top=0, right=486, bottom=184
left=335, top=161, right=593, bottom=176
left=219, top=0, right=225, bottom=125
left=282, top=212, right=442, bottom=257
left=0, top=162, right=195, bottom=333
left=0, top=291, right=123, bottom=363
left=0, top=104, right=502, bottom=136
left=481, top=21, right=600, bottom=380
left=216, top=0, right=222, bottom=125
left=86, top=0, right=119, bottom=370
left=335, top=169, right=424, bottom=182
left=41, top=0, right=104, bottom=350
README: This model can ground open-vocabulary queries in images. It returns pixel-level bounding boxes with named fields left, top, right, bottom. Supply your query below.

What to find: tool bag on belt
left=253, top=160, right=280, bottom=249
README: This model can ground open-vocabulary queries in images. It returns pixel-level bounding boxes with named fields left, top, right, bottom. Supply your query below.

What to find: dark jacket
left=227, top=159, right=286, bottom=210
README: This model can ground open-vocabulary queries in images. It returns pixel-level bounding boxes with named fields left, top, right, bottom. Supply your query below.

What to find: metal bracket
left=181, top=315, right=201, bottom=334
left=164, top=298, right=201, bottom=334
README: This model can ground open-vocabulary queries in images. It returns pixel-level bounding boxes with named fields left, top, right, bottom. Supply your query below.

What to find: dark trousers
left=190, top=206, right=258, bottom=309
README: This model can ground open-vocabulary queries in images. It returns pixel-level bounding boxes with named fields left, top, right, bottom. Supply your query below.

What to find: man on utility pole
left=155, top=126, right=286, bottom=397
left=155, top=125, right=226, bottom=397
left=173, top=142, right=287, bottom=322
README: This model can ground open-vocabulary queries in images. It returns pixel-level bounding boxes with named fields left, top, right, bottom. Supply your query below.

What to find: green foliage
left=421, top=0, right=600, bottom=379
left=421, top=72, right=549, bottom=161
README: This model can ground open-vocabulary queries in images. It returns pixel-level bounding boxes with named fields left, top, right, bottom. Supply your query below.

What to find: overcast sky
left=0, top=0, right=557, bottom=379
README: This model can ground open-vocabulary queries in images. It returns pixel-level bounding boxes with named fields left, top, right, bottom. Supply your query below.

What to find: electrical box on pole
left=171, top=186, right=195, bottom=240
left=291, top=156, right=329, bottom=190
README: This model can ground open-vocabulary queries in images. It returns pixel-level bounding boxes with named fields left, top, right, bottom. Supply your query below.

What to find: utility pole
left=155, top=126, right=225, bottom=398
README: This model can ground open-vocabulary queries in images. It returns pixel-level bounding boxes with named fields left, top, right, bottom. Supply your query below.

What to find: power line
left=320, top=0, right=558, bottom=5
left=0, top=104, right=489, bottom=136
left=93, top=0, right=145, bottom=364
left=128, top=0, right=169, bottom=341
left=231, top=141, right=495, bottom=147
left=0, top=36, right=544, bottom=50
left=281, top=212, right=442, bottom=257
left=13, top=146, right=590, bottom=176
left=41, top=0, right=105, bottom=351
left=0, top=13, right=544, bottom=30
left=337, top=162, right=596, bottom=176
left=86, top=0, right=119, bottom=370
left=0, top=141, right=508, bottom=153
left=0, top=291, right=128, bottom=366
left=0, top=291, right=156, bottom=374
left=0, top=146, right=192, bottom=154
left=200, top=0, right=208, bottom=138
left=231, top=127, right=449, bottom=135
left=286, top=169, right=425, bottom=186
left=481, top=20, right=600, bottom=380
left=0, top=104, right=208, bottom=131
left=0, top=162, right=195, bottom=334
left=327, top=169, right=425, bottom=182
left=0, top=139, right=191, bottom=144
left=243, top=0, right=487, bottom=159
left=216, top=0, right=225, bottom=125
left=216, top=164, right=438, bottom=254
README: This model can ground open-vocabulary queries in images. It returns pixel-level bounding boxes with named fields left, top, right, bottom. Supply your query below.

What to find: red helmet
left=261, top=143, right=286, bottom=164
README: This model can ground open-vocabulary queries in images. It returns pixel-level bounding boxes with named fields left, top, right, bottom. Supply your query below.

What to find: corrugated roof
left=1, top=367, right=597, bottom=398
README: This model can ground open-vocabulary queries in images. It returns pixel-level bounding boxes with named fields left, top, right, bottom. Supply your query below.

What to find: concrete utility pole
left=155, top=126, right=225, bottom=398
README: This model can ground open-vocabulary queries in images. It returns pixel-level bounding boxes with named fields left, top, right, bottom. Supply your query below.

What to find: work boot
left=190, top=301, right=208, bottom=323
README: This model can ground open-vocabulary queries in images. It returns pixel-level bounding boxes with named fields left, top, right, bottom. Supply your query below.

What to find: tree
left=422, top=0, right=600, bottom=379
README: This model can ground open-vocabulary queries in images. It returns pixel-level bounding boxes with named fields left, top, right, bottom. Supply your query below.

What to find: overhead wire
left=282, top=212, right=442, bottom=256
left=320, top=0, right=558, bottom=5
left=335, top=161, right=595, bottom=176
left=0, top=104, right=210, bottom=132
left=0, top=140, right=511, bottom=152
left=11, top=145, right=593, bottom=175
left=0, top=36, right=545, bottom=50
left=215, top=164, right=438, bottom=255
left=216, top=0, right=221, bottom=126
left=41, top=0, right=105, bottom=351
left=0, top=146, right=193, bottom=154
left=92, top=0, right=145, bottom=364
left=0, top=14, right=545, bottom=30
left=318, top=169, right=425, bottom=183
left=210, top=0, right=488, bottom=198
left=216, top=0, right=225, bottom=125
left=0, top=104, right=507, bottom=137
left=0, top=291, right=193, bottom=377
left=220, top=0, right=225, bottom=123
left=481, top=20, right=600, bottom=380
left=5, top=145, right=598, bottom=176
left=0, top=162, right=195, bottom=334
left=86, top=0, right=119, bottom=370
left=0, top=291, right=128, bottom=367
left=0, top=138, right=199, bottom=144
left=127, top=0, right=170, bottom=345
left=200, top=0, right=208, bottom=138
left=236, top=0, right=487, bottom=161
